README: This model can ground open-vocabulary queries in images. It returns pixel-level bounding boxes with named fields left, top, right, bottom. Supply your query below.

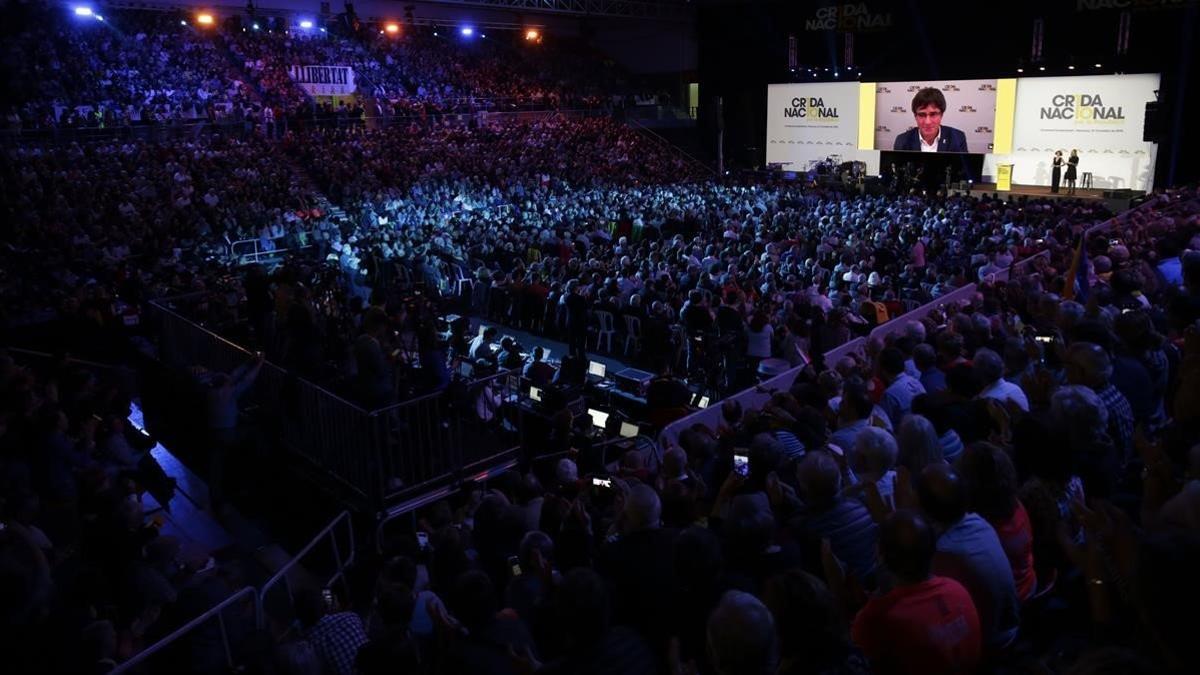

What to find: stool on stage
left=1081, top=172, right=1093, bottom=189
left=757, top=358, right=792, bottom=382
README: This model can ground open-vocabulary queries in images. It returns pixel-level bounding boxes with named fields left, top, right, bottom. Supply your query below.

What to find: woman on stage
left=1065, top=149, right=1080, bottom=195
left=1050, top=150, right=1063, bottom=193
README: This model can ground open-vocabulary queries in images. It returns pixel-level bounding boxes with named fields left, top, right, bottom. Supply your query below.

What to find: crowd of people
left=1, top=3, right=636, bottom=134
left=1, top=6, right=262, bottom=130
left=4, top=5, right=1200, bottom=675
left=273, top=116, right=1119, bottom=395
left=333, top=186, right=1199, bottom=675
left=0, top=133, right=322, bottom=338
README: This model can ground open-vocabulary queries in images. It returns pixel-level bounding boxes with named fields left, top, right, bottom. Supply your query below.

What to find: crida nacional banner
left=994, top=73, right=1160, bottom=191
left=766, top=82, right=869, bottom=171
left=288, top=65, right=357, bottom=97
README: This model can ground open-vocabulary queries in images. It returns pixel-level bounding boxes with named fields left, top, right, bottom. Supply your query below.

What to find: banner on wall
left=1000, top=73, right=1160, bottom=191
left=1011, top=73, right=1157, bottom=152
left=874, top=78, right=998, bottom=154
left=766, top=82, right=865, bottom=170
left=288, top=65, right=356, bottom=97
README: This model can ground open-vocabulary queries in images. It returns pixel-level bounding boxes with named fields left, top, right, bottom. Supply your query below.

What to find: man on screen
left=893, top=87, right=969, bottom=153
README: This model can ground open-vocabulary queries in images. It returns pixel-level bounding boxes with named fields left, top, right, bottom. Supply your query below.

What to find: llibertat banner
left=289, top=65, right=357, bottom=97
left=766, top=82, right=874, bottom=172
left=986, top=73, right=1160, bottom=191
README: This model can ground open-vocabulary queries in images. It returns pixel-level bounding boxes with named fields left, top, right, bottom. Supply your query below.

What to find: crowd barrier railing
left=1, top=107, right=614, bottom=145
left=257, top=511, right=356, bottom=637
left=229, top=233, right=314, bottom=265
left=149, top=299, right=381, bottom=503
left=150, top=297, right=527, bottom=507
left=656, top=283, right=985, bottom=450
left=370, top=366, right=524, bottom=505
left=110, top=586, right=259, bottom=675
left=627, top=116, right=715, bottom=177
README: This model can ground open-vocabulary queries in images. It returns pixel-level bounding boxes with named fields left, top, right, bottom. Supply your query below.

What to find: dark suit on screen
left=892, top=126, right=969, bottom=153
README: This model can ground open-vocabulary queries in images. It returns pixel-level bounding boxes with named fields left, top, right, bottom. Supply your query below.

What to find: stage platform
left=952, top=183, right=1107, bottom=200
left=949, top=183, right=1144, bottom=212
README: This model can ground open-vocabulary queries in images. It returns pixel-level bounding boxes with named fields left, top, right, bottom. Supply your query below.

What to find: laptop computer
left=529, top=386, right=543, bottom=403
left=587, top=360, right=607, bottom=383
left=619, top=421, right=639, bottom=438
left=695, top=395, right=711, bottom=409
left=588, top=408, right=609, bottom=430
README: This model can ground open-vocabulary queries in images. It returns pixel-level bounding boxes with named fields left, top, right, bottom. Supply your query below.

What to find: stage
left=951, top=183, right=1106, bottom=200
left=948, top=182, right=1145, bottom=211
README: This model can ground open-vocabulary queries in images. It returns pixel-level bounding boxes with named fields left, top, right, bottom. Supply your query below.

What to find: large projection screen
left=985, top=73, right=1159, bottom=191
left=765, top=82, right=877, bottom=173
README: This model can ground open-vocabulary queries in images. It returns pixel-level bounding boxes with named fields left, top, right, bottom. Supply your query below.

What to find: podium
left=996, top=164, right=1014, bottom=191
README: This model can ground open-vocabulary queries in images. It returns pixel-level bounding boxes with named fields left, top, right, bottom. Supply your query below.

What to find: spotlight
left=433, top=31, right=438, bottom=36
left=252, top=23, right=260, bottom=30
left=480, top=33, right=486, bottom=38
left=1038, top=66, right=1046, bottom=71
left=320, top=27, right=326, bottom=32
left=525, top=29, right=539, bottom=41
left=95, top=14, right=103, bottom=21
left=196, top=13, right=214, bottom=25
left=73, top=6, right=93, bottom=16
left=384, top=22, right=400, bottom=34
left=1068, top=65, right=1075, bottom=70
left=300, top=20, right=313, bottom=29
left=460, top=26, right=473, bottom=37
left=1016, top=67, right=1024, bottom=73
left=1094, top=63, right=1102, bottom=68
left=181, top=20, right=187, bottom=25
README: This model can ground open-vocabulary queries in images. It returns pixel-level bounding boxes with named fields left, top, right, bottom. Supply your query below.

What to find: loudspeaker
left=1143, top=102, right=1162, bottom=142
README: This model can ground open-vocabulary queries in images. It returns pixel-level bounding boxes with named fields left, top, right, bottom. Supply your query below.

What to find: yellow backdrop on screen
left=858, top=83, right=876, bottom=150
left=992, top=78, right=1017, bottom=154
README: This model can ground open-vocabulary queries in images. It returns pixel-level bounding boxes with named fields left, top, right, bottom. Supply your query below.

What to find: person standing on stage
left=1051, top=150, right=1064, bottom=194
left=1065, top=149, right=1080, bottom=195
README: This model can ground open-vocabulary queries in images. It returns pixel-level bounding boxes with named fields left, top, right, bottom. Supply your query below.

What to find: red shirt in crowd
left=852, top=576, right=982, bottom=675
left=989, top=501, right=1038, bottom=602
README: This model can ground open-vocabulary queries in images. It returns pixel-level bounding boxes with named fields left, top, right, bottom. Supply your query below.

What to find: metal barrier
left=371, top=367, right=524, bottom=505
left=627, top=116, right=715, bottom=177
left=657, top=337, right=867, bottom=449
left=150, top=298, right=525, bottom=507
left=257, top=511, right=356, bottom=637
left=229, top=233, right=313, bottom=265
left=150, top=300, right=381, bottom=503
left=866, top=284, right=982, bottom=345
left=1, top=108, right=611, bottom=146
left=111, top=586, right=259, bottom=675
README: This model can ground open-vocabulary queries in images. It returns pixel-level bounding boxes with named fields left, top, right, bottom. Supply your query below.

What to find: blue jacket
left=893, top=125, right=969, bottom=152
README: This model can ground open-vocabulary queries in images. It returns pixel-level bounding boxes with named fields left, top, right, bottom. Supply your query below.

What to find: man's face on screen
left=913, top=104, right=943, bottom=143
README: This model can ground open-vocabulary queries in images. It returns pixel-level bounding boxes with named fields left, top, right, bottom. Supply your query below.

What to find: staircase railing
left=110, top=587, right=259, bottom=675
left=626, top=116, right=715, bottom=178
left=257, top=511, right=356, bottom=637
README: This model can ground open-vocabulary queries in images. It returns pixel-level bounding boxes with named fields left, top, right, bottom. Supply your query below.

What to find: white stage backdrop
left=874, top=78, right=998, bottom=154
left=984, top=73, right=1159, bottom=191
left=765, top=83, right=877, bottom=174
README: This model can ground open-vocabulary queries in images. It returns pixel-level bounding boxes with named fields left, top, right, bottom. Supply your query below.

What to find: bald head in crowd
left=1065, top=341, right=1113, bottom=388
left=917, top=463, right=969, bottom=528
left=706, top=590, right=780, bottom=675
left=880, top=509, right=937, bottom=583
